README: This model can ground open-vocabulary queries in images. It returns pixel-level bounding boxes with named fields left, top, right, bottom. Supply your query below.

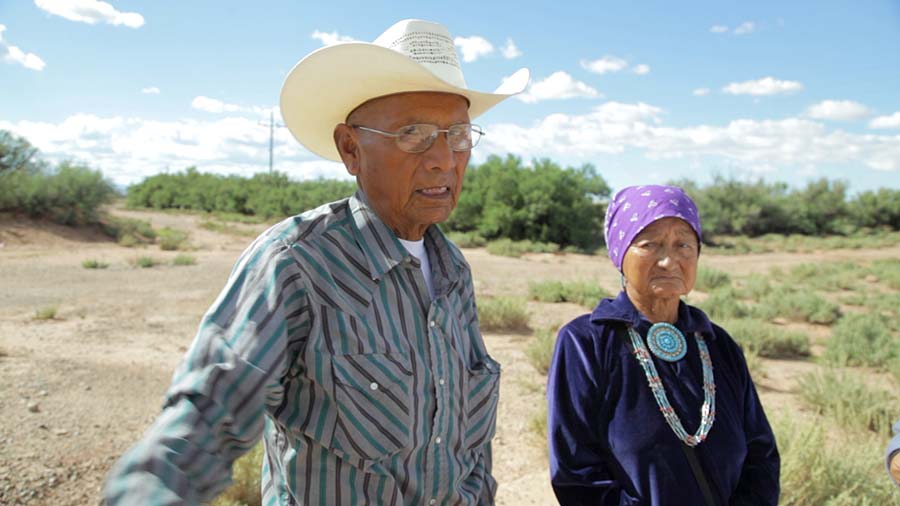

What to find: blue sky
left=2, top=0, right=899, bottom=193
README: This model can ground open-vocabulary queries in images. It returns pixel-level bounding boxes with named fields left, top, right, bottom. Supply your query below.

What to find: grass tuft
left=81, top=259, right=109, bottom=269
left=485, top=238, right=559, bottom=258
left=824, top=313, right=898, bottom=369
left=528, top=281, right=610, bottom=308
left=797, top=368, right=897, bottom=435
left=526, top=326, right=559, bottom=375
left=696, top=287, right=750, bottom=319
left=694, top=266, right=732, bottom=292
left=172, top=254, right=197, bottom=266
left=753, top=287, right=841, bottom=324
left=719, top=318, right=810, bottom=359
left=477, top=297, right=530, bottom=332
left=33, top=306, right=58, bottom=320
left=133, top=256, right=158, bottom=269
left=157, top=227, right=189, bottom=251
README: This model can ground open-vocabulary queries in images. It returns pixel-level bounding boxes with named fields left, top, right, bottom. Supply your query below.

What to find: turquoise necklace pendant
left=646, top=322, right=687, bottom=362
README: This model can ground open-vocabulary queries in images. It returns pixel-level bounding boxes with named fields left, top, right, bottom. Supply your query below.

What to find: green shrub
left=719, top=318, right=810, bottom=359
left=753, top=287, right=840, bottom=324
left=734, top=273, right=772, bottom=301
left=200, top=220, right=258, bottom=238
left=775, top=416, right=899, bottom=505
left=445, top=231, right=487, bottom=248
left=33, top=306, right=57, bottom=320
left=526, top=326, right=558, bottom=375
left=173, top=254, right=196, bottom=266
left=797, top=368, right=897, bottom=435
left=477, top=297, right=530, bottom=332
left=786, top=261, right=863, bottom=292
left=824, top=313, right=898, bottom=368
left=696, top=287, right=749, bottom=319
left=529, top=402, right=548, bottom=442
left=157, top=227, right=188, bottom=251
left=211, top=443, right=263, bottom=506
left=134, top=256, right=158, bottom=269
left=528, top=281, right=610, bottom=308
left=101, top=216, right=157, bottom=246
left=485, top=238, right=559, bottom=258
left=81, top=259, right=109, bottom=269
left=694, top=266, right=731, bottom=292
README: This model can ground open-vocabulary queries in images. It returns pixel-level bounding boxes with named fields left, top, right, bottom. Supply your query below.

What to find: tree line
left=2, top=130, right=898, bottom=247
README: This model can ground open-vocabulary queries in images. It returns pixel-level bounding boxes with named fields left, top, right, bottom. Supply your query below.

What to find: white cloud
left=310, top=29, right=355, bottom=46
left=710, top=25, right=729, bottom=33
left=191, top=96, right=265, bottom=115
left=580, top=55, right=628, bottom=75
left=516, top=71, right=600, bottom=103
left=480, top=101, right=900, bottom=173
left=733, top=22, right=756, bottom=35
left=34, top=0, right=144, bottom=28
left=693, top=88, right=711, bottom=97
left=141, top=86, right=160, bottom=95
left=870, top=112, right=900, bottom=129
left=722, top=77, right=804, bottom=96
left=501, top=38, right=522, bottom=59
left=0, top=24, right=46, bottom=71
left=632, top=64, right=651, bottom=75
left=0, top=113, right=350, bottom=186
left=454, top=35, right=494, bottom=62
left=806, top=100, right=870, bottom=121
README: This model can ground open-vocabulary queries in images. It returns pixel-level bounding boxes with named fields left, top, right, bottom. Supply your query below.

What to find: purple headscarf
left=604, top=184, right=702, bottom=271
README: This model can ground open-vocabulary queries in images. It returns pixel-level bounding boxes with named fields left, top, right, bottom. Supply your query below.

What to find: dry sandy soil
left=1, top=208, right=899, bottom=505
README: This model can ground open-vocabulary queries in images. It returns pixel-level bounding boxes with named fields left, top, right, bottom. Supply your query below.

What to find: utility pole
left=259, top=110, right=285, bottom=174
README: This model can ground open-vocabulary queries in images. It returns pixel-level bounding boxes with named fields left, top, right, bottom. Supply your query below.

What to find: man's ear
left=334, top=124, right=361, bottom=176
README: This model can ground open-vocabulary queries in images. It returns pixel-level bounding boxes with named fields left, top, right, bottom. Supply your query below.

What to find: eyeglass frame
left=349, top=123, right=485, bottom=153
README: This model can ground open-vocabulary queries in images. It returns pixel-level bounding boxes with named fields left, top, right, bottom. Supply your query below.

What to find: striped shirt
left=104, top=191, right=501, bottom=505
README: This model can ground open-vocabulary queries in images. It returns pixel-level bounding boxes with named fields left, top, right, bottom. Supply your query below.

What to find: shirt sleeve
left=728, top=344, right=781, bottom=506
left=547, top=322, right=636, bottom=506
left=887, top=420, right=900, bottom=485
left=103, top=241, right=309, bottom=505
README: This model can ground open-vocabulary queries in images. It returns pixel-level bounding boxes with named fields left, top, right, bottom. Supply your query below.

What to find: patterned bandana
left=604, top=185, right=703, bottom=271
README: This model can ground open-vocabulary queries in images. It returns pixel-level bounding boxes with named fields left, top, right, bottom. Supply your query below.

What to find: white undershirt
left=398, top=237, right=435, bottom=300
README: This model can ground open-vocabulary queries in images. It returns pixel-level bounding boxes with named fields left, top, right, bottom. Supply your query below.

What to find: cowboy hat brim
left=280, top=42, right=529, bottom=162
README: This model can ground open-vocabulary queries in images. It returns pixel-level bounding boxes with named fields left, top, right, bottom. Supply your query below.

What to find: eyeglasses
left=351, top=123, right=484, bottom=153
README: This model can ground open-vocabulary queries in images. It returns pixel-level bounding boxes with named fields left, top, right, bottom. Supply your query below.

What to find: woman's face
left=621, top=217, right=699, bottom=301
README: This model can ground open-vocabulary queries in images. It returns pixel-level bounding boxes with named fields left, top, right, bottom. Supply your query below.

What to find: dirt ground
left=1, top=208, right=899, bottom=505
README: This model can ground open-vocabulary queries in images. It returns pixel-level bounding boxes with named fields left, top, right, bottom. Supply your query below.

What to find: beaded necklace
left=627, top=325, right=716, bottom=447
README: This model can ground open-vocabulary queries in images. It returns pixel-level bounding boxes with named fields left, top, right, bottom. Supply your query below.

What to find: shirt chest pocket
left=330, top=352, right=414, bottom=463
left=463, top=354, right=501, bottom=452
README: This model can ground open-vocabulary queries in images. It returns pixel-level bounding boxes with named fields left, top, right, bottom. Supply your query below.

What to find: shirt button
left=429, top=499, right=436, bottom=505
left=429, top=320, right=436, bottom=328
left=435, top=436, right=442, bottom=444
left=369, top=382, right=379, bottom=391
left=438, top=378, right=445, bottom=386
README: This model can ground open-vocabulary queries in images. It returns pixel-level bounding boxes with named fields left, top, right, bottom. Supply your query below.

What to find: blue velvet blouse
left=547, top=291, right=780, bottom=505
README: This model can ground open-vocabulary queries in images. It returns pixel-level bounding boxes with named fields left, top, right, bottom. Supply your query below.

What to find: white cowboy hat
left=280, top=19, right=530, bottom=161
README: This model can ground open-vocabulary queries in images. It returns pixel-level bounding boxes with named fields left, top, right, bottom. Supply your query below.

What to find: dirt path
left=2, top=209, right=898, bottom=505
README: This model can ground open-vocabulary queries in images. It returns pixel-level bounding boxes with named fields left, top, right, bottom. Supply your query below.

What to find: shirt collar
left=348, top=190, right=464, bottom=285
left=590, top=290, right=716, bottom=338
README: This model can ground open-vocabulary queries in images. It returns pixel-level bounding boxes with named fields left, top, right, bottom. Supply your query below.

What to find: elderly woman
left=547, top=185, right=780, bottom=506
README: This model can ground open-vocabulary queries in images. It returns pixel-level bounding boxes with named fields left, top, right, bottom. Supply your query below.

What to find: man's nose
left=423, top=131, right=455, bottom=171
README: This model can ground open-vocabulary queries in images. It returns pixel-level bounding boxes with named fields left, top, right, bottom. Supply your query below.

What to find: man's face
left=335, top=92, right=471, bottom=240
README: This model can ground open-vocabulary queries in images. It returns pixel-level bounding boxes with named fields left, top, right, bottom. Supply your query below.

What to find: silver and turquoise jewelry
left=627, top=327, right=716, bottom=447
left=645, top=322, right=688, bottom=362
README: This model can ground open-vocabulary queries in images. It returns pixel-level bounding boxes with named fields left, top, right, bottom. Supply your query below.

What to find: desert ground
left=1, top=207, right=898, bottom=505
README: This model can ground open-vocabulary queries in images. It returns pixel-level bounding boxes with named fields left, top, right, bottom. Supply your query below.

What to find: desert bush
left=526, top=326, right=559, bottom=375
left=775, top=416, right=899, bottom=505
left=824, top=313, right=897, bottom=369
left=529, top=402, right=548, bottom=443
left=81, top=259, right=109, bottom=269
left=485, top=238, right=559, bottom=257
left=200, top=220, right=258, bottom=238
left=101, top=216, right=157, bottom=246
left=173, top=254, right=196, bottom=266
left=872, top=258, right=900, bottom=290
left=33, top=306, right=57, bottom=320
left=477, top=297, right=530, bottom=332
left=753, top=287, right=840, bottom=324
left=797, top=368, right=897, bottom=435
left=694, top=266, right=731, bottom=292
left=133, top=256, right=158, bottom=269
left=157, top=227, right=189, bottom=251
left=719, top=318, right=810, bottom=359
left=528, top=281, right=610, bottom=308
left=211, top=443, right=263, bottom=506
left=696, top=287, right=749, bottom=319
left=785, top=261, right=863, bottom=292
left=733, top=273, right=772, bottom=301
left=445, top=231, right=487, bottom=248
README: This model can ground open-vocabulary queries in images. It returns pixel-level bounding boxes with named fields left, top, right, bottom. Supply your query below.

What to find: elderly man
left=104, top=19, right=528, bottom=505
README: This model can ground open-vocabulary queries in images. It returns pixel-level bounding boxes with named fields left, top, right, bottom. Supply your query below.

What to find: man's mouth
left=417, top=186, right=451, bottom=197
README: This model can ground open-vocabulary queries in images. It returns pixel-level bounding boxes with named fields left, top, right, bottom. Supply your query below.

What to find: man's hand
left=891, top=451, right=900, bottom=484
